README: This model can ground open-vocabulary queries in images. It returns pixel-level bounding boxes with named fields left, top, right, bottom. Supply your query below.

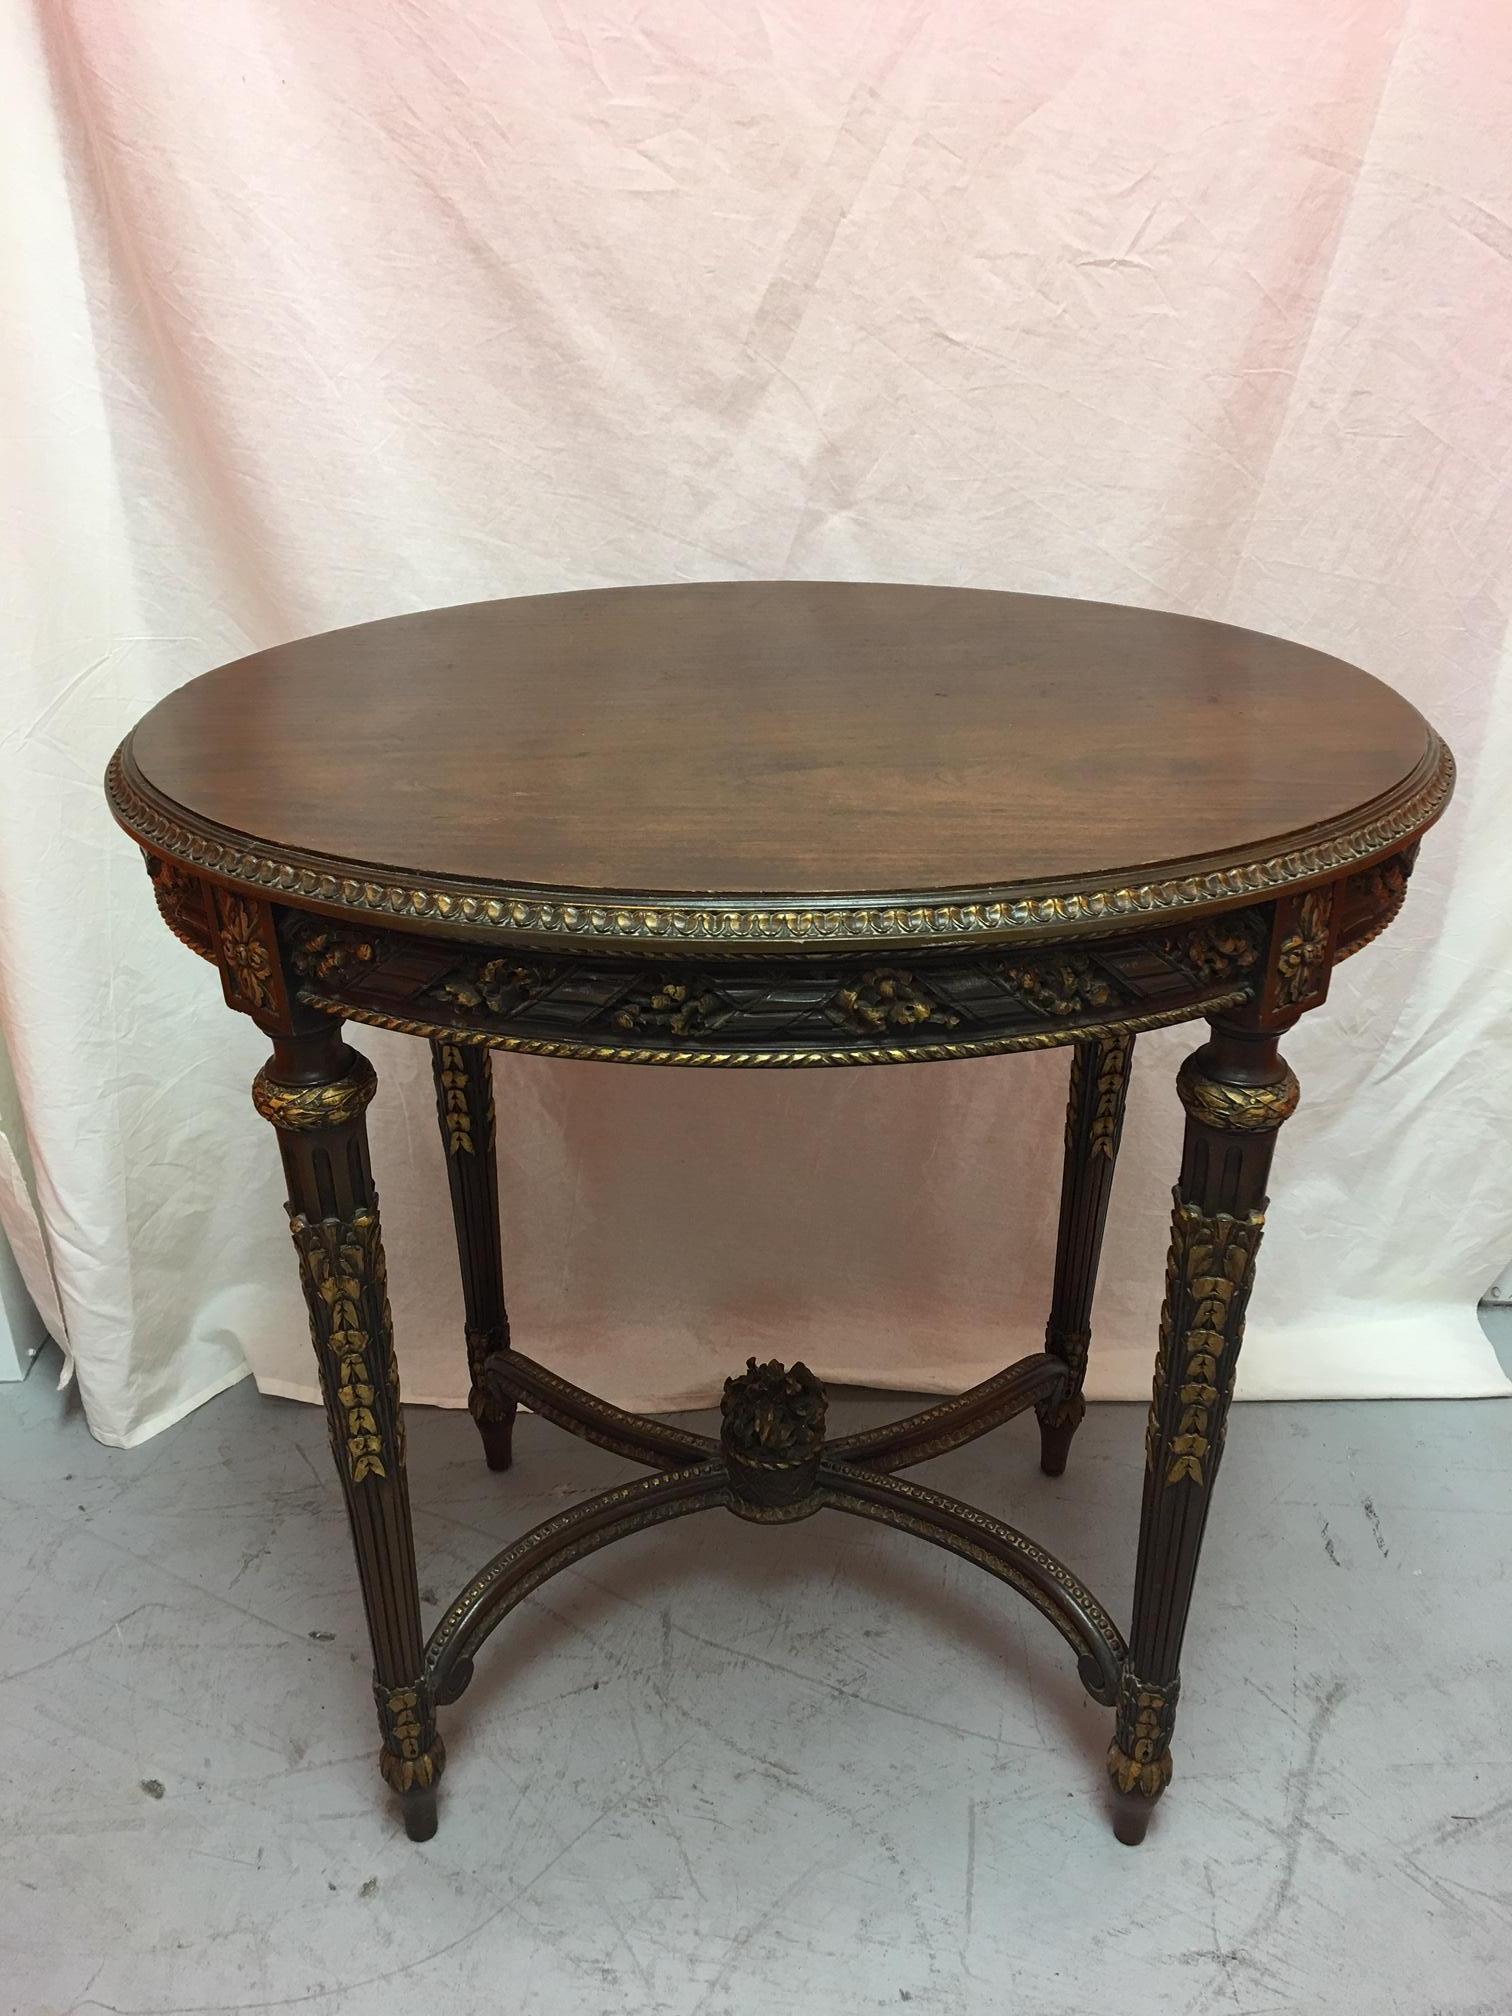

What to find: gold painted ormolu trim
left=107, top=732, right=1454, bottom=951
left=252, top=1055, right=377, bottom=1130
left=1176, top=1057, right=1301, bottom=1133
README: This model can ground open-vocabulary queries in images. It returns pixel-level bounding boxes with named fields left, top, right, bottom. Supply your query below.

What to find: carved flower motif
left=829, top=969, right=958, bottom=1033
left=721, top=1357, right=827, bottom=1462
left=614, top=979, right=725, bottom=1037
left=430, top=958, right=559, bottom=1017
left=218, top=898, right=275, bottom=1010
left=287, top=923, right=380, bottom=987
left=1167, top=922, right=1262, bottom=986
left=1275, top=890, right=1332, bottom=1006
left=997, top=954, right=1116, bottom=1018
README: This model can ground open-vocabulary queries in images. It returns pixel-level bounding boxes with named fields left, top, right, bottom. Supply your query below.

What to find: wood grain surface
left=123, top=582, right=1435, bottom=901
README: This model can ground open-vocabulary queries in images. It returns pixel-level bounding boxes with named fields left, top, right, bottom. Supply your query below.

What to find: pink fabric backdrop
left=4, top=0, right=1509, bottom=1443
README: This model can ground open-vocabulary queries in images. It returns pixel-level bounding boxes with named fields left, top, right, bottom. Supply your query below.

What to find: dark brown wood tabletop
left=121, top=581, right=1435, bottom=901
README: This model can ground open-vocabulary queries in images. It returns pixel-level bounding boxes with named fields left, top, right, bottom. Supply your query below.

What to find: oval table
left=107, top=582, right=1453, bottom=1846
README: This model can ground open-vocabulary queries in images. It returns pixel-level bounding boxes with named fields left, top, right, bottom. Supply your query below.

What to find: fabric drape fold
left=4, top=0, right=1507, bottom=1444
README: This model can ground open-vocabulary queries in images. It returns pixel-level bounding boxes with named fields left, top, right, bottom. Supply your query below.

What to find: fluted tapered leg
left=430, top=1039, right=517, bottom=1471
left=1108, top=1011, right=1299, bottom=1843
left=1038, top=1035, right=1134, bottom=1475
left=254, top=1027, right=444, bottom=1841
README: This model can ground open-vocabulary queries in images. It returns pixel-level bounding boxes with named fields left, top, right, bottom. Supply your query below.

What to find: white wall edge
left=0, top=1213, right=47, bottom=1380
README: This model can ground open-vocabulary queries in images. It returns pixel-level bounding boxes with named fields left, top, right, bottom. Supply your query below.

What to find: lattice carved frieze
left=279, top=908, right=1274, bottom=1063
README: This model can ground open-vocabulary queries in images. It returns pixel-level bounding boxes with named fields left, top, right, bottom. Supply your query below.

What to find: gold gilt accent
left=428, top=957, right=562, bottom=1017
left=291, top=1207, right=396, bottom=1484
left=827, top=969, right=959, bottom=1033
left=108, top=733, right=1454, bottom=947
left=435, top=1043, right=475, bottom=1155
left=1108, top=1671, right=1178, bottom=1799
left=285, top=922, right=382, bottom=987
left=1088, top=1035, right=1133, bottom=1157
left=218, top=895, right=276, bottom=1012
left=252, top=1055, right=377, bottom=1133
left=1176, top=1058, right=1300, bottom=1134
left=1147, top=1199, right=1266, bottom=1487
left=998, top=953, right=1116, bottom=1018
left=1276, top=888, right=1333, bottom=1006
left=1064, top=1045, right=1087, bottom=1153
left=376, top=1684, right=443, bottom=1794
left=614, top=980, right=725, bottom=1038
left=1163, top=920, right=1263, bottom=986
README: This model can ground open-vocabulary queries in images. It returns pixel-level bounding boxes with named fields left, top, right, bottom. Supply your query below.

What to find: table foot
left=1036, top=1395, right=1084, bottom=1477
left=402, top=1786, right=439, bottom=1842
left=1110, top=1787, right=1153, bottom=1846
left=474, top=1409, right=515, bottom=1472
left=377, top=1681, right=447, bottom=1841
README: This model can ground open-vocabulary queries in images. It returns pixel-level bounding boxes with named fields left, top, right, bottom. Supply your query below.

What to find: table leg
left=254, top=1027, right=445, bottom=1841
left=1038, top=1035, right=1133, bottom=1475
left=430, top=1040, right=517, bottom=1470
left=1110, top=1010, right=1299, bottom=1844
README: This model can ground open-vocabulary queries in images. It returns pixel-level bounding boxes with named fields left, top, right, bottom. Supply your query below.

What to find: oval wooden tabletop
left=111, top=582, right=1451, bottom=948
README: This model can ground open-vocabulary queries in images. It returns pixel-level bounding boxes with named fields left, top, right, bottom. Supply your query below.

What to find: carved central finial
left=720, top=1357, right=827, bottom=1514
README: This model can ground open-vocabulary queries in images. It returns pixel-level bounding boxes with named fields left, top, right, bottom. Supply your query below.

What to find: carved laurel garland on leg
left=434, top=1042, right=477, bottom=1155
left=1146, top=1198, right=1266, bottom=1488
left=290, top=1207, right=402, bottom=1485
left=1108, top=1668, right=1180, bottom=1799
left=1088, top=1034, right=1134, bottom=1156
left=375, top=1679, right=445, bottom=1795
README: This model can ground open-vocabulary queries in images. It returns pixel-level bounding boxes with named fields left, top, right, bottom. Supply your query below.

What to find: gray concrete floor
left=3, top=1335, right=1511, bottom=2016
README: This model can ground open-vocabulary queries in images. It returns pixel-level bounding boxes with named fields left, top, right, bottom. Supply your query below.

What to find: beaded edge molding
left=107, top=732, right=1454, bottom=950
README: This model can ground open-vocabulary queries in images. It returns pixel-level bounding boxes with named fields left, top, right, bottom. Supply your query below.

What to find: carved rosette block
left=216, top=892, right=278, bottom=1013
left=375, top=1679, right=445, bottom=1801
left=1274, top=888, right=1334, bottom=1007
left=720, top=1358, right=828, bottom=1517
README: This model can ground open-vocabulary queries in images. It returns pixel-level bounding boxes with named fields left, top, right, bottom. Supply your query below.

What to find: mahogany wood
left=113, top=583, right=1445, bottom=951
left=1039, top=1035, right=1134, bottom=1474
left=429, top=1040, right=515, bottom=1469
left=107, top=582, right=1454, bottom=1850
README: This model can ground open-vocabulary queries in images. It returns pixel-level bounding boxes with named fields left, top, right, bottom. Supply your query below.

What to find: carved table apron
left=107, top=581, right=1453, bottom=1845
